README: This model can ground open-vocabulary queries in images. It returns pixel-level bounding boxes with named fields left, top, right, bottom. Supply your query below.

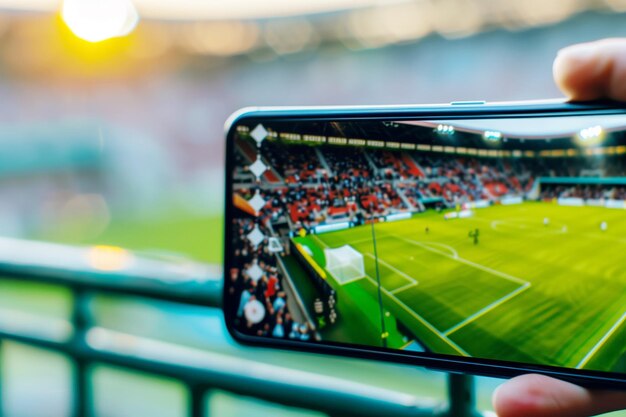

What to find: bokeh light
left=61, top=0, right=139, bottom=43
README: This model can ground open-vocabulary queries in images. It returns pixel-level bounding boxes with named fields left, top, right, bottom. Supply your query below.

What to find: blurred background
left=1, top=0, right=626, bottom=416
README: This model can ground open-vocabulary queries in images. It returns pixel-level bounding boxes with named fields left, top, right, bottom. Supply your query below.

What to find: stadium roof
left=402, top=113, right=626, bottom=139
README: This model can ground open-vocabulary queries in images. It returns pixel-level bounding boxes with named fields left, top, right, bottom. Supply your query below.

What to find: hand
left=493, top=39, right=626, bottom=417
left=553, top=38, right=626, bottom=101
left=493, top=374, right=626, bottom=417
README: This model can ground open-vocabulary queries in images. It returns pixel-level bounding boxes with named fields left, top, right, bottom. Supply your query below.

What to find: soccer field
left=294, top=202, right=626, bottom=373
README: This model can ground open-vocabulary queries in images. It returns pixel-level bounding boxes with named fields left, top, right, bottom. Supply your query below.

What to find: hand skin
left=493, top=38, right=626, bottom=417
left=553, top=38, right=626, bottom=101
left=493, top=374, right=626, bottom=417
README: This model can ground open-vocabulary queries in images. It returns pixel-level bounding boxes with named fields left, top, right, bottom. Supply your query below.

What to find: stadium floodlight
left=436, top=124, right=455, bottom=136
left=576, top=125, right=605, bottom=146
left=324, top=245, right=365, bottom=284
left=483, top=130, right=503, bottom=142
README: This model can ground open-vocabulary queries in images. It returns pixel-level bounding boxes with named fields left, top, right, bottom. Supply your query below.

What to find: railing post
left=71, top=289, right=91, bottom=417
left=444, top=373, right=482, bottom=417
left=188, top=383, right=205, bottom=417
left=0, top=340, right=3, bottom=417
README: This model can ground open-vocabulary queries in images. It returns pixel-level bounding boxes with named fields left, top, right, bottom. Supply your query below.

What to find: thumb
left=493, top=374, right=626, bottom=417
left=553, top=38, right=626, bottom=102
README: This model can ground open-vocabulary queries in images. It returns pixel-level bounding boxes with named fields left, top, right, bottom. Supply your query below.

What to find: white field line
left=311, top=234, right=329, bottom=248
left=364, top=253, right=417, bottom=285
left=399, top=237, right=529, bottom=286
left=347, top=236, right=378, bottom=245
left=363, top=273, right=470, bottom=357
left=444, top=283, right=531, bottom=336
left=420, top=242, right=459, bottom=259
left=486, top=218, right=568, bottom=236
left=400, top=239, right=456, bottom=259
left=321, top=234, right=389, bottom=247
left=332, top=275, right=366, bottom=285
left=390, top=281, right=418, bottom=294
left=576, top=310, right=626, bottom=369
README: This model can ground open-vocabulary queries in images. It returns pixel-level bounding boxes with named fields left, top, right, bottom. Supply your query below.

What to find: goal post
left=324, top=245, right=365, bottom=284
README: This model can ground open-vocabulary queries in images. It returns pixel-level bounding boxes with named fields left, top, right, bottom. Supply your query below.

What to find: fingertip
left=553, top=38, right=626, bottom=102
left=493, top=374, right=591, bottom=417
left=493, top=374, right=549, bottom=417
left=552, top=47, right=578, bottom=100
left=553, top=42, right=606, bottom=101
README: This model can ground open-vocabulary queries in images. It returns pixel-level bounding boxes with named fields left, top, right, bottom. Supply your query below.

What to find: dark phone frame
left=222, top=99, right=626, bottom=389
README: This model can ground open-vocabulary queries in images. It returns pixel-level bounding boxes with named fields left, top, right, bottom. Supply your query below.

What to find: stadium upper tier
left=234, top=136, right=626, bottom=231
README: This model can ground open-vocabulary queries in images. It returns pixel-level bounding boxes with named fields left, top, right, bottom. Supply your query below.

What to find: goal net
left=324, top=245, right=365, bottom=284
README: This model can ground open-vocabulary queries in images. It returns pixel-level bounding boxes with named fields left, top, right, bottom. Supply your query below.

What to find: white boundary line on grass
left=311, top=234, right=328, bottom=249
left=332, top=274, right=366, bottom=285
left=443, top=283, right=531, bottom=336
left=348, top=236, right=378, bottom=245
left=398, top=236, right=459, bottom=259
left=362, top=273, right=470, bottom=357
left=399, top=237, right=529, bottom=286
left=486, top=218, right=568, bottom=236
left=390, top=281, right=418, bottom=294
left=364, top=253, right=417, bottom=286
left=576, top=310, right=626, bottom=369
left=420, top=242, right=459, bottom=259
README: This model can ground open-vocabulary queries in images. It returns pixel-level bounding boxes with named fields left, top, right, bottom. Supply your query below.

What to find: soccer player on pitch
left=492, top=38, right=626, bottom=417
left=468, top=228, right=479, bottom=245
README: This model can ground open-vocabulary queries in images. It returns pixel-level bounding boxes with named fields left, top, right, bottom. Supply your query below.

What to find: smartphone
left=223, top=100, right=626, bottom=388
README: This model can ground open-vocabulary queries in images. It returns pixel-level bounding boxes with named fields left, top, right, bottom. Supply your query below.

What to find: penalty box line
left=364, top=253, right=418, bottom=286
left=399, top=236, right=532, bottom=336
left=362, top=273, right=471, bottom=357
left=390, top=281, right=418, bottom=294
left=443, top=283, right=531, bottom=336
left=576, top=309, right=626, bottom=369
left=399, top=237, right=529, bottom=286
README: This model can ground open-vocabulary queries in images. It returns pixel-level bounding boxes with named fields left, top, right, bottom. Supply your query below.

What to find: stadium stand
left=237, top=138, right=626, bottom=224
left=264, top=141, right=325, bottom=184
left=540, top=184, right=626, bottom=200
left=230, top=218, right=313, bottom=341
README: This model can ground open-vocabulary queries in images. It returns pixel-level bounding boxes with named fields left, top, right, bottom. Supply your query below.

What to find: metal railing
left=0, top=238, right=483, bottom=417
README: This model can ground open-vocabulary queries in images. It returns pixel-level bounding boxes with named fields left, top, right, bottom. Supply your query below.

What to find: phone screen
left=225, top=112, right=626, bottom=375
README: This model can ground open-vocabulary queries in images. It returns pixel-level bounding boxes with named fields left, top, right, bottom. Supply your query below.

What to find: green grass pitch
left=294, top=202, right=626, bottom=373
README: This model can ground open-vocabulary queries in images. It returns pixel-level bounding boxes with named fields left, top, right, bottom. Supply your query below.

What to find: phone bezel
left=223, top=100, right=626, bottom=389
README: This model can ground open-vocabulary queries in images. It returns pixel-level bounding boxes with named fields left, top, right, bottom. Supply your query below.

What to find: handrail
left=0, top=238, right=483, bottom=417
left=0, top=237, right=222, bottom=307
left=0, top=327, right=440, bottom=417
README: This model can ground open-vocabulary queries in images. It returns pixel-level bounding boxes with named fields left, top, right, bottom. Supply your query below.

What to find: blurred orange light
left=61, top=0, right=139, bottom=43
left=88, top=245, right=132, bottom=271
